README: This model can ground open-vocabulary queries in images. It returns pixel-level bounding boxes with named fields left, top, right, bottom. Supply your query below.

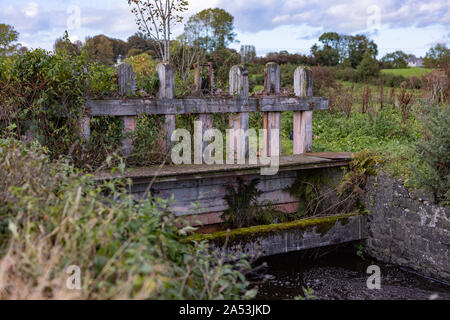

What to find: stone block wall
left=361, top=172, right=450, bottom=281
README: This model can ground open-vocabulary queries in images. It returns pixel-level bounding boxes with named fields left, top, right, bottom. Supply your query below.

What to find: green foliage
left=312, top=105, right=421, bottom=180
left=411, top=103, right=450, bottom=201
left=87, top=63, right=118, bottom=97
left=0, top=48, right=86, bottom=156
left=311, top=33, right=377, bottom=68
left=128, top=115, right=166, bottom=166
left=356, top=51, right=380, bottom=81
left=0, top=23, right=19, bottom=56
left=295, top=287, right=317, bottom=300
left=125, top=53, right=160, bottom=94
left=287, top=170, right=334, bottom=217
left=209, top=47, right=241, bottom=89
left=221, top=178, right=296, bottom=229
left=380, top=51, right=409, bottom=69
left=337, top=150, right=380, bottom=205
left=0, top=138, right=255, bottom=300
left=222, top=178, right=263, bottom=229
left=423, top=43, right=450, bottom=69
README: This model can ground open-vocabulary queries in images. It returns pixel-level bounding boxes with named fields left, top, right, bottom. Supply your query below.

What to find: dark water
left=251, top=244, right=450, bottom=300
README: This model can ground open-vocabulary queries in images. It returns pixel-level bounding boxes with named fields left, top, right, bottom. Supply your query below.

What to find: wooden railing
left=81, top=62, right=328, bottom=160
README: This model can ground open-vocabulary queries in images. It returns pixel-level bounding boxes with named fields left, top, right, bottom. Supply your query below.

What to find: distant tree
left=209, top=47, right=241, bottom=86
left=111, top=39, right=129, bottom=62
left=240, top=45, right=256, bottom=63
left=356, top=51, right=380, bottom=81
left=0, top=24, right=19, bottom=56
left=423, top=43, right=450, bottom=70
left=184, top=8, right=237, bottom=52
left=311, top=43, right=340, bottom=66
left=311, top=33, right=377, bottom=68
left=347, top=35, right=378, bottom=68
left=54, top=32, right=82, bottom=56
left=380, top=51, right=408, bottom=69
left=128, top=0, right=189, bottom=62
left=262, top=51, right=315, bottom=66
left=85, top=35, right=115, bottom=65
left=127, top=32, right=158, bottom=57
left=127, top=48, right=144, bottom=58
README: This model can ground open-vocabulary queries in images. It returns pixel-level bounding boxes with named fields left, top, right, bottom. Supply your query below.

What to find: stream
left=251, top=243, right=450, bottom=300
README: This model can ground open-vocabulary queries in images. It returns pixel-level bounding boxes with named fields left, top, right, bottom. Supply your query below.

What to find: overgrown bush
left=0, top=138, right=256, bottom=300
left=411, top=103, right=450, bottom=202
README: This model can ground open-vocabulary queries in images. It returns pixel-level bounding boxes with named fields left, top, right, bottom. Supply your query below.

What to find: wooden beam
left=293, top=67, right=314, bottom=154
left=86, top=96, right=328, bottom=116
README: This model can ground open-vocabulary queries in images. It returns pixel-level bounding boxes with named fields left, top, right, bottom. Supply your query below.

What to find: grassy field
left=381, top=68, right=432, bottom=78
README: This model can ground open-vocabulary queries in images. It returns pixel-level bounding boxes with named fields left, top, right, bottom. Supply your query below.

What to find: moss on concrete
left=188, top=212, right=362, bottom=246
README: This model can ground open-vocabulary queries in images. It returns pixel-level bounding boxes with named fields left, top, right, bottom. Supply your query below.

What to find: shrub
left=87, top=63, right=118, bottom=97
left=411, top=103, right=450, bottom=201
left=356, top=52, right=380, bottom=81
left=332, top=67, right=357, bottom=82
left=380, top=73, right=407, bottom=88
left=124, top=53, right=159, bottom=94
left=0, top=138, right=256, bottom=300
left=312, top=66, right=336, bottom=95
left=420, top=69, right=449, bottom=105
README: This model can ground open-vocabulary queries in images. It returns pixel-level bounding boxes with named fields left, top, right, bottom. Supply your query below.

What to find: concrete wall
left=194, top=213, right=367, bottom=259
left=132, top=167, right=345, bottom=230
left=361, top=172, right=450, bottom=281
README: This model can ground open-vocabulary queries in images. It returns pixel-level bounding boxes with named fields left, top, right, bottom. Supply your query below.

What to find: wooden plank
left=229, top=65, right=250, bottom=161
left=195, top=114, right=214, bottom=164
left=93, top=154, right=342, bottom=182
left=157, top=63, right=176, bottom=155
left=131, top=170, right=297, bottom=193
left=118, top=63, right=137, bottom=156
left=118, top=63, right=137, bottom=96
left=122, top=116, right=137, bottom=157
left=264, top=62, right=281, bottom=157
left=293, top=67, right=313, bottom=154
left=86, top=96, right=328, bottom=116
left=78, top=116, right=90, bottom=143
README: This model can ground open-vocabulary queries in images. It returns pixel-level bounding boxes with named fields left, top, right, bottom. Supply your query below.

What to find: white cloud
left=218, top=0, right=450, bottom=34
left=23, top=2, right=39, bottom=18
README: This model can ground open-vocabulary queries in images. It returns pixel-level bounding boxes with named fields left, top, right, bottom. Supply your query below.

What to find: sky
left=0, top=0, right=449, bottom=58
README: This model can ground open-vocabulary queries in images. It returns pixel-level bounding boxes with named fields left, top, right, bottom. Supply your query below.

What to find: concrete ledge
left=190, top=213, right=368, bottom=258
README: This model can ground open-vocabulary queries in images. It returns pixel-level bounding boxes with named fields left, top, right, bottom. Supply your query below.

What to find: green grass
left=381, top=68, right=432, bottom=78
left=277, top=102, right=424, bottom=183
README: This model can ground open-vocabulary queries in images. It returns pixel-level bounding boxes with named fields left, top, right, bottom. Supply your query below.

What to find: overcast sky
left=1, top=0, right=449, bottom=58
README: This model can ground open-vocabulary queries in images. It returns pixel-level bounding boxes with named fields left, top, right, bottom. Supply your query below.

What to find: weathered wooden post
left=118, top=63, right=137, bottom=157
left=79, top=66, right=90, bottom=146
left=193, top=64, right=214, bottom=164
left=229, top=65, right=249, bottom=162
left=264, top=62, right=281, bottom=156
left=157, top=62, right=176, bottom=155
left=293, top=67, right=313, bottom=154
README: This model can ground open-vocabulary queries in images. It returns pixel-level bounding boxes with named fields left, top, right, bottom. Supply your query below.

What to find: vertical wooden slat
left=293, top=67, right=313, bottom=154
left=264, top=62, right=281, bottom=157
left=193, top=63, right=214, bottom=163
left=229, top=65, right=249, bottom=162
left=79, top=65, right=90, bottom=146
left=118, top=63, right=137, bottom=157
left=157, top=63, right=176, bottom=155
